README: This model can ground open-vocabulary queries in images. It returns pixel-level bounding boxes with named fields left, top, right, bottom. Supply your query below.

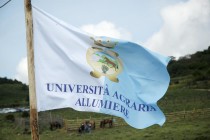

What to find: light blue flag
left=33, top=6, right=170, bottom=129
left=97, top=37, right=170, bottom=128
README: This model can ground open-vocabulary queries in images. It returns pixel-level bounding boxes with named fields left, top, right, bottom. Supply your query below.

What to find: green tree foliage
left=168, top=46, right=210, bottom=79
left=0, top=77, right=22, bottom=85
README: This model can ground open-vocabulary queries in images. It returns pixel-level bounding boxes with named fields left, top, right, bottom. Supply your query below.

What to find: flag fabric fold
left=32, top=6, right=170, bottom=129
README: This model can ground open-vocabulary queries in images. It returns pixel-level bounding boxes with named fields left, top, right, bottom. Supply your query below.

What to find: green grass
left=0, top=84, right=28, bottom=107
left=43, top=108, right=111, bottom=120
left=158, top=89, right=210, bottom=113
left=0, top=111, right=210, bottom=140
left=170, top=74, right=210, bottom=89
left=0, top=88, right=210, bottom=139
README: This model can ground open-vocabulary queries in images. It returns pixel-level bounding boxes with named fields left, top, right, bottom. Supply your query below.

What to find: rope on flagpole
left=0, top=0, right=11, bottom=8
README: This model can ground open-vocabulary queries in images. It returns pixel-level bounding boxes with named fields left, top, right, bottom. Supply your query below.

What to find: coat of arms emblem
left=86, top=37, right=123, bottom=83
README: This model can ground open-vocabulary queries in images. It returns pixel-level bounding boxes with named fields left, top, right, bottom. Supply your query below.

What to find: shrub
left=22, top=111, right=29, bottom=118
left=5, top=114, right=15, bottom=122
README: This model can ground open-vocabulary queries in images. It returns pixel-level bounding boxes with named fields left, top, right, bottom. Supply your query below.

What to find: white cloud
left=15, top=57, right=28, bottom=84
left=145, top=0, right=210, bottom=58
left=80, top=21, right=132, bottom=40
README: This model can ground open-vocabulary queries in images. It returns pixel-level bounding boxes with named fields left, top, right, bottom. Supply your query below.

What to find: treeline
left=168, top=46, right=210, bottom=79
left=0, top=77, right=22, bottom=85
left=0, top=77, right=28, bottom=91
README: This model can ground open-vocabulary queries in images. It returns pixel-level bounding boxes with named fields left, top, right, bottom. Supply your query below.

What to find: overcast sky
left=0, top=0, right=209, bottom=84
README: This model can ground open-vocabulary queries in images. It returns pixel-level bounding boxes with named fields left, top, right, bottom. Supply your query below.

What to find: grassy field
left=0, top=83, right=28, bottom=107
left=158, top=89, right=210, bottom=113
left=0, top=109, right=210, bottom=140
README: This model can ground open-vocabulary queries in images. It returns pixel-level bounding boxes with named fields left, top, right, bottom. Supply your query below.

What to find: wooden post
left=24, top=0, right=39, bottom=139
left=50, top=112, right=52, bottom=123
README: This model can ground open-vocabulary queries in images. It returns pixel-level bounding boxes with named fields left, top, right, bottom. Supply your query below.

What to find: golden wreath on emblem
left=86, top=37, right=123, bottom=83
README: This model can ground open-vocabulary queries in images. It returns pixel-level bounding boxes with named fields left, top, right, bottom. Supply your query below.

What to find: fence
left=63, top=108, right=210, bottom=132
left=13, top=108, right=210, bottom=133
left=14, top=112, right=64, bottom=133
left=63, top=116, right=126, bottom=132
left=166, top=108, right=210, bottom=122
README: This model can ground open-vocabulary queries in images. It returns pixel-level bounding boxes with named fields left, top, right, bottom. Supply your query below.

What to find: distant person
left=88, top=123, right=92, bottom=133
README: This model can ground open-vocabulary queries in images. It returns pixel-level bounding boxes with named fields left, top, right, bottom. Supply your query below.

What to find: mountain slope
left=0, top=77, right=29, bottom=107
left=168, top=46, right=210, bottom=89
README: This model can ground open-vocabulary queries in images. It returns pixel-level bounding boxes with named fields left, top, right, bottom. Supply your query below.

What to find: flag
left=32, top=6, right=171, bottom=129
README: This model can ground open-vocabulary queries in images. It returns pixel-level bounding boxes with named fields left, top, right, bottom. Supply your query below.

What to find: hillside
left=169, top=46, right=210, bottom=78
left=0, top=77, right=29, bottom=107
left=168, top=46, right=210, bottom=89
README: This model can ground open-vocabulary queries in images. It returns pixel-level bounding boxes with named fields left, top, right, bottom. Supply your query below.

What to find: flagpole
left=24, top=0, right=39, bottom=140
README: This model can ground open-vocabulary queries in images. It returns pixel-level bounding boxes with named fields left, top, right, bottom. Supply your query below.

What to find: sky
left=0, top=0, right=210, bottom=84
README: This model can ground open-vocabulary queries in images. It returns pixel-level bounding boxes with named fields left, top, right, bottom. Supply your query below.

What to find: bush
left=22, top=111, right=29, bottom=118
left=5, top=114, right=15, bottom=122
